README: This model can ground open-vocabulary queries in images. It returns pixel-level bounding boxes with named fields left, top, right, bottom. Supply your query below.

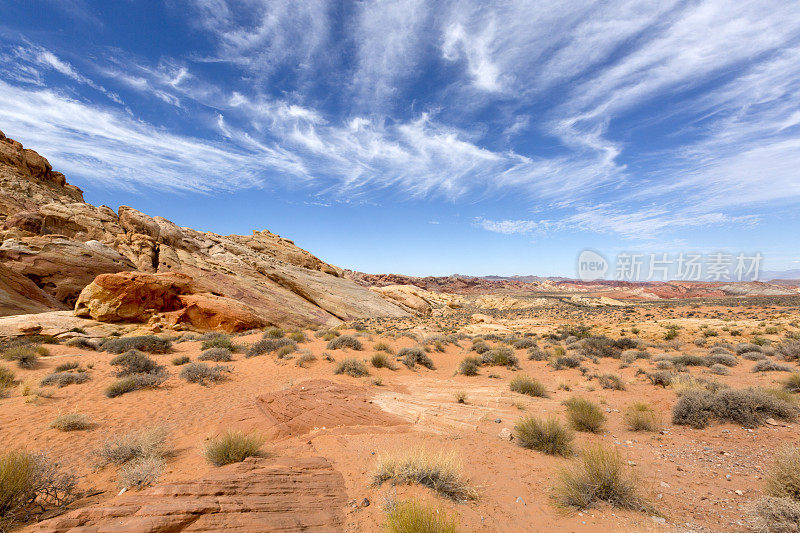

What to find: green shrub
left=103, top=336, right=171, bottom=354
left=171, top=355, right=190, bottom=366
left=2, top=346, right=39, bottom=369
left=288, top=331, right=307, bottom=343
left=54, top=361, right=80, bottom=372
left=384, top=500, right=459, bottom=533
left=263, top=327, right=284, bottom=338
left=514, top=416, right=573, bottom=456
left=245, top=338, right=296, bottom=357
left=0, top=365, right=15, bottom=389
left=200, top=334, right=237, bottom=352
left=109, top=350, right=161, bottom=376
left=624, top=402, right=660, bottom=432
left=327, top=335, right=363, bottom=350
left=672, top=388, right=798, bottom=429
left=457, top=356, right=480, bottom=376
left=105, top=371, right=168, bottom=398
left=509, top=375, right=547, bottom=397
left=399, top=347, right=435, bottom=370
left=40, top=372, right=91, bottom=388
left=554, top=444, right=647, bottom=511
left=597, top=373, right=626, bottom=390
left=372, top=449, right=476, bottom=501
left=373, top=342, right=394, bottom=354
left=197, top=348, right=233, bottom=362
left=564, top=397, right=605, bottom=433
left=204, top=431, right=264, bottom=466
left=334, top=358, right=369, bottom=377
left=371, top=352, right=397, bottom=370
left=180, top=362, right=231, bottom=385
left=0, top=451, right=77, bottom=523
left=481, top=347, right=518, bottom=368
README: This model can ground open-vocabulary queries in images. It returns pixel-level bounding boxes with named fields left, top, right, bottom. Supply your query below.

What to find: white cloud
left=474, top=217, right=542, bottom=235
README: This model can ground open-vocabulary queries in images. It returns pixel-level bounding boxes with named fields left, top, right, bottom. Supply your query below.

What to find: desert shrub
left=597, top=373, right=626, bottom=391
left=54, top=361, right=79, bottom=372
left=103, top=335, right=171, bottom=354
left=275, top=344, right=295, bottom=358
left=671, top=354, right=709, bottom=367
left=372, top=449, right=476, bottom=501
left=457, top=356, right=481, bottom=376
left=454, top=391, right=468, bottom=404
left=654, top=360, right=675, bottom=370
left=0, top=365, right=14, bottom=389
left=709, top=363, right=730, bottom=375
left=263, top=327, right=284, bottom=338
left=327, top=335, right=363, bottom=351
left=384, top=499, right=458, bottom=533
left=512, top=338, right=536, bottom=349
left=0, top=451, right=77, bottom=524
left=96, top=426, right=169, bottom=466
left=373, top=342, right=394, bottom=354
left=765, top=446, right=800, bottom=501
left=552, top=355, right=581, bottom=369
left=200, top=334, right=237, bottom=352
left=50, top=413, right=92, bottom=431
left=288, top=331, right=307, bottom=343
left=784, top=373, right=800, bottom=393
left=399, top=347, right=435, bottom=370
left=554, top=444, right=647, bottom=511
left=245, top=338, right=296, bottom=357
left=3, top=346, right=39, bottom=369
left=471, top=341, right=490, bottom=354
left=204, top=431, right=265, bottom=466
left=65, top=337, right=97, bottom=350
left=708, top=353, right=738, bottom=367
left=334, top=358, right=369, bottom=377
left=581, top=336, right=622, bottom=359
left=514, top=416, right=573, bottom=456
left=509, top=375, right=547, bottom=397
left=735, top=343, right=763, bottom=354
left=40, top=372, right=91, bottom=388
left=171, top=355, right=190, bottom=366
left=198, top=347, right=233, bottom=362
left=624, top=402, right=660, bottom=432
left=741, top=351, right=767, bottom=361
left=117, top=456, right=164, bottom=490
left=105, top=371, right=168, bottom=398
left=647, top=371, right=673, bottom=387
left=777, top=340, right=800, bottom=361
left=109, top=350, right=160, bottom=376
left=754, top=360, right=793, bottom=372
left=620, top=350, right=649, bottom=364
left=672, top=388, right=798, bottom=429
left=480, top=347, right=518, bottom=368
left=371, top=352, right=397, bottom=370
left=564, top=397, right=605, bottom=433
left=748, top=496, right=800, bottom=533
left=527, top=346, right=547, bottom=361
left=180, top=362, right=230, bottom=385
left=709, top=346, right=732, bottom=355
left=296, top=350, right=317, bottom=367
left=671, top=374, right=727, bottom=396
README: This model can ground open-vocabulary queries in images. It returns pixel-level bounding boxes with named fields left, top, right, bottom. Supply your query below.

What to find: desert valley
left=1, top=131, right=800, bottom=532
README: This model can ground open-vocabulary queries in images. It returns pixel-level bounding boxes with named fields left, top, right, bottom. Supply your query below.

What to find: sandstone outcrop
left=0, top=130, right=408, bottom=330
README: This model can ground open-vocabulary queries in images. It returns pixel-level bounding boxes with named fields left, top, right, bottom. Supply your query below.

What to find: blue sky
left=1, top=0, right=799, bottom=277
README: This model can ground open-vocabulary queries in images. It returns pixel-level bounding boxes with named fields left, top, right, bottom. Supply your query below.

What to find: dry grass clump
left=672, top=388, right=798, bottom=429
left=671, top=354, right=710, bottom=367
left=753, top=359, right=793, bottom=372
left=454, top=391, right=468, bottom=404
left=707, top=353, right=738, bottom=367
left=118, top=456, right=165, bottom=491
left=0, top=451, right=77, bottom=525
left=564, top=397, right=606, bottom=433
left=295, top=350, right=317, bottom=367
left=509, top=375, right=548, bottom=397
left=371, top=352, right=397, bottom=370
left=624, top=402, right=660, bottom=432
left=263, top=327, right=284, bottom=338
left=384, top=499, right=459, bottom=533
left=105, top=371, right=168, bottom=398
left=40, top=371, right=91, bottom=388
left=457, top=356, right=481, bottom=376
left=200, top=333, right=239, bottom=352
left=327, top=335, right=363, bottom=351
left=671, top=374, right=727, bottom=396
left=245, top=338, right=296, bottom=357
left=373, top=341, right=394, bottom=354
left=748, top=496, right=800, bottom=533
left=372, top=449, right=476, bottom=501
left=334, top=358, right=369, bottom=377
left=2, top=346, right=39, bottom=369
left=647, top=371, right=673, bottom=387
left=777, top=340, right=800, bottom=361
left=784, top=373, right=800, bottom=393
left=597, top=373, right=626, bottom=390
left=180, top=362, right=231, bottom=385
left=514, top=416, right=574, bottom=456
left=0, top=365, right=14, bottom=395
left=399, top=347, right=435, bottom=370
left=765, top=446, right=800, bottom=501
left=710, top=363, right=730, bottom=375
left=288, top=331, right=307, bottom=343
left=204, top=430, right=265, bottom=466
left=96, top=426, right=170, bottom=466
left=551, top=355, right=581, bottom=369
left=512, top=337, right=536, bottom=349
left=741, top=351, right=767, bottom=361
left=172, top=355, right=190, bottom=366
left=65, top=337, right=97, bottom=350
left=54, top=361, right=79, bottom=372
left=197, top=347, right=233, bottom=362
left=528, top=346, right=548, bottom=361
left=481, top=347, right=519, bottom=368
left=735, top=342, right=763, bottom=354
left=103, top=335, right=171, bottom=354
left=554, top=444, right=648, bottom=511
left=50, top=413, right=92, bottom=432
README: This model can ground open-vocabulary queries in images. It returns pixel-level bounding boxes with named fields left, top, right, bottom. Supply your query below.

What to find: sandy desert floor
left=1, top=297, right=800, bottom=532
